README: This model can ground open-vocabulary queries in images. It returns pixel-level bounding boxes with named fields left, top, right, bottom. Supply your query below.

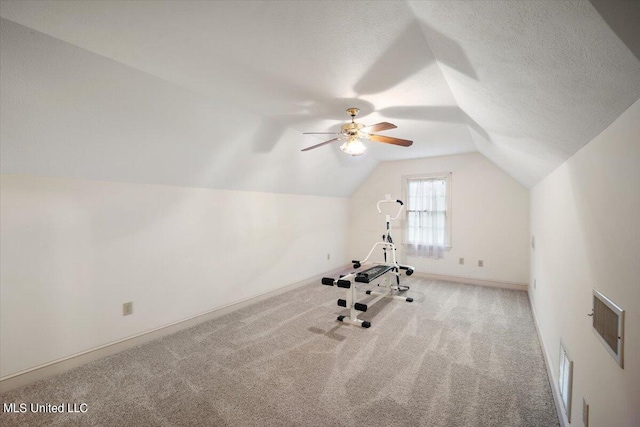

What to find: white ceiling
left=1, top=0, right=639, bottom=196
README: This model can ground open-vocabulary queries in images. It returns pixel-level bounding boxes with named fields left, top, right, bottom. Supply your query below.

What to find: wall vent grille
left=558, top=342, right=573, bottom=422
left=592, top=289, right=624, bottom=368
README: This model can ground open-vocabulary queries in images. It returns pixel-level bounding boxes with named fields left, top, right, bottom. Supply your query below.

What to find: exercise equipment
left=322, top=195, right=415, bottom=328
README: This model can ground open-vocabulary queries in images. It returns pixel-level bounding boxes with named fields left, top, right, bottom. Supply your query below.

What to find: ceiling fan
left=301, top=108, right=413, bottom=156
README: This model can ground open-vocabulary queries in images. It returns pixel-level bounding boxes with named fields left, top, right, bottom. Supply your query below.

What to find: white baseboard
left=528, top=295, right=566, bottom=427
left=0, top=265, right=349, bottom=394
left=412, top=271, right=528, bottom=291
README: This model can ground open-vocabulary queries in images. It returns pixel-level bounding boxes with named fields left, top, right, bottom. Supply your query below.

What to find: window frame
left=402, top=172, right=452, bottom=251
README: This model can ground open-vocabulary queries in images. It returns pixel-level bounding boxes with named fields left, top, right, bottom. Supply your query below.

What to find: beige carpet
left=1, top=276, right=559, bottom=426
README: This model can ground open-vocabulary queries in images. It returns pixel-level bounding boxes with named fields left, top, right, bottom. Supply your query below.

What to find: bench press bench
left=321, top=195, right=415, bottom=328
left=322, top=264, right=413, bottom=328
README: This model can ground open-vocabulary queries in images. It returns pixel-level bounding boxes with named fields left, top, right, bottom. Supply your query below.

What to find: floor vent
left=559, top=341, right=573, bottom=422
left=592, top=289, right=625, bottom=368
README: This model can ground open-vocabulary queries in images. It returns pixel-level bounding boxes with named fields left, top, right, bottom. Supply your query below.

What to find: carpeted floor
left=1, top=275, right=559, bottom=426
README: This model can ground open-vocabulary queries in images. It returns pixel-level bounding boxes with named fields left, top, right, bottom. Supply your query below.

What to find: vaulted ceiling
left=1, top=1, right=639, bottom=197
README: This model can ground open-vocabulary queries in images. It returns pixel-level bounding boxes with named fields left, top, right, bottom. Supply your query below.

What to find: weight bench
left=355, top=264, right=394, bottom=283
left=322, top=264, right=413, bottom=328
left=320, top=195, right=414, bottom=328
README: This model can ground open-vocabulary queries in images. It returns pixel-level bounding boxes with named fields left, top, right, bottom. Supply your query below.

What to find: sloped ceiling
left=1, top=1, right=639, bottom=197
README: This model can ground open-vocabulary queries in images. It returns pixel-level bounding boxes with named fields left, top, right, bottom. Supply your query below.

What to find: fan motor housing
left=342, top=122, right=364, bottom=135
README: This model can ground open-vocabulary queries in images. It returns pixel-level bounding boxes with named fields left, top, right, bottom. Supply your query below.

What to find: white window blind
left=404, top=174, right=451, bottom=259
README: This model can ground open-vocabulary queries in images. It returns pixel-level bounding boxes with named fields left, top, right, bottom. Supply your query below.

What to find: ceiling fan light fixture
left=340, top=136, right=366, bottom=156
left=301, top=107, right=412, bottom=153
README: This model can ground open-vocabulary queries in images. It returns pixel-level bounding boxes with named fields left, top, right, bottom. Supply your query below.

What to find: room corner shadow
left=353, top=21, right=435, bottom=96
left=353, top=19, right=478, bottom=96
left=590, top=0, right=640, bottom=63
left=417, top=20, right=479, bottom=81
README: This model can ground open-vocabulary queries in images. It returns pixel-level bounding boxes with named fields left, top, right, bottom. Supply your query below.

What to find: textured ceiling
left=1, top=0, right=639, bottom=196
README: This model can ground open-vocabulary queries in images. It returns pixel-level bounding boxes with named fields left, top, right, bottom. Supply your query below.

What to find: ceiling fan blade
left=369, top=134, right=413, bottom=147
left=301, top=137, right=341, bottom=152
left=361, top=122, right=397, bottom=133
left=302, top=132, right=342, bottom=135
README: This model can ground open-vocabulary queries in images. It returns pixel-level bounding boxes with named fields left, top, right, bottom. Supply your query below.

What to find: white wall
left=0, top=17, right=378, bottom=199
left=348, top=152, right=530, bottom=284
left=530, top=99, right=640, bottom=427
left=0, top=174, right=348, bottom=378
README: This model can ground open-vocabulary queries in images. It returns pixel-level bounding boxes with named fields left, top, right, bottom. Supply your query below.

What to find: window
left=403, top=173, right=451, bottom=259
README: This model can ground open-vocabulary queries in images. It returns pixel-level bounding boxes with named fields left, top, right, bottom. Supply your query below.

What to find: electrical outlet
left=327, top=253, right=330, bottom=260
left=458, top=257, right=464, bottom=265
left=478, top=260, right=483, bottom=267
left=583, top=398, right=589, bottom=427
left=123, top=302, right=133, bottom=316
